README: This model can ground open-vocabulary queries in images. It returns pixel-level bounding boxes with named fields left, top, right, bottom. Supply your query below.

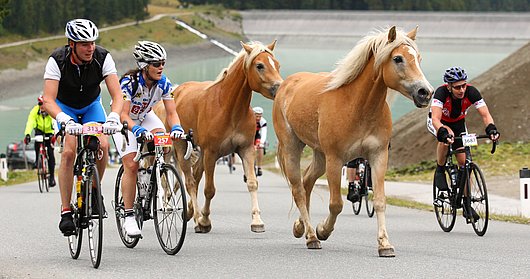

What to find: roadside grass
left=0, top=4, right=241, bottom=71
left=0, top=170, right=36, bottom=187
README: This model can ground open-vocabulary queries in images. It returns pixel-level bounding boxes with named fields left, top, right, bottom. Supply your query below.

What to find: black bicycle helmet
left=443, top=67, right=467, bottom=83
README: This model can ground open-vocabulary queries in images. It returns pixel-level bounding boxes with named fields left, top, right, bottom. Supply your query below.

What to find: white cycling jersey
left=120, top=72, right=175, bottom=122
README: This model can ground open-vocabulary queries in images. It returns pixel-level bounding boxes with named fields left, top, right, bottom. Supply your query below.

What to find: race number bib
left=82, top=123, right=103, bottom=136
left=462, top=133, right=478, bottom=147
left=154, top=133, right=172, bottom=147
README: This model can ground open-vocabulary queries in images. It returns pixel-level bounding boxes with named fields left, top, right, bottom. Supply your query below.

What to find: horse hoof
left=378, top=247, right=396, bottom=257
left=316, top=223, right=330, bottom=241
left=292, top=221, right=304, bottom=238
left=194, top=224, right=212, bottom=233
left=251, top=224, right=265, bottom=233
left=306, top=240, right=322, bottom=249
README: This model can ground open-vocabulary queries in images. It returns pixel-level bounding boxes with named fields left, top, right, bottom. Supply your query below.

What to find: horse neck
left=350, top=56, right=388, bottom=114
left=217, top=57, right=253, bottom=115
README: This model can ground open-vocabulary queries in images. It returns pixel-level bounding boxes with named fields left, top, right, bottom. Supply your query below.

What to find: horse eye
left=256, top=63, right=265, bottom=71
left=393, top=56, right=403, bottom=63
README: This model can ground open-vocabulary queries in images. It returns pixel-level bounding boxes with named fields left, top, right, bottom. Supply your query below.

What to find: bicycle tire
left=37, top=154, right=45, bottom=193
left=228, top=156, right=233, bottom=174
left=87, top=167, right=103, bottom=268
left=68, top=176, right=83, bottom=259
left=468, top=163, right=489, bottom=236
left=365, top=165, right=374, bottom=217
left=153, top=163, right=187, bottom=255
left=114, top=165, right=141, bottom=248
left=433, top=169, right=456, bottom=232
left=42, top=154, right=49, bottom=192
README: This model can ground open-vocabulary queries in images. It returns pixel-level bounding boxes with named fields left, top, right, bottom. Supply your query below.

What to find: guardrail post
left=520, top=167, right=530, bottom=217
left=0, top=154, right=8, bottom=181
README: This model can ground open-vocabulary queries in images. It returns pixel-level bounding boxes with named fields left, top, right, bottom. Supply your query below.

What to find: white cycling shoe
left=124, top=216, right=142, bottom=238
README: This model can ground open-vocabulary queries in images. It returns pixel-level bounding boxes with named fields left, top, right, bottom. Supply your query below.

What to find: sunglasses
left=451, top=83, right=467, bottom=90
left=150, top=61, right=166, bottom=68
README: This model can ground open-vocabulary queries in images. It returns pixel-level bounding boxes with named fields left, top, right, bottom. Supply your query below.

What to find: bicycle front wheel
left=153, top=164, right=187, bottom=255
left=37, top=154, right=47, bottom=193
left=114, top=165, right=141, bottom=248
left=365, top=170, right=374, bottom=217
left=468, top=163, right=489, bottom=236
left=68, top=176, right=83, bottom=259
left=42, top=154, right=49, bottom=192
left=433, top=170, right=456, bottom=232
left=87, top=167, right=103, bottom=268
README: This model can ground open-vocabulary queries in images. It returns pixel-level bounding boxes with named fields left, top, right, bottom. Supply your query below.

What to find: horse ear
left=241, top=41, right=253, bottom=54
left=388, top=26, right=397, bottom=43
left=407, top=26, right=419, bottom=40
left=267, top=40, right=277, bottom=51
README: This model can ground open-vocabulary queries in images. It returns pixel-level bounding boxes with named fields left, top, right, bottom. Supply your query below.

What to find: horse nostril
left=417, top=88, right=428, bottom=99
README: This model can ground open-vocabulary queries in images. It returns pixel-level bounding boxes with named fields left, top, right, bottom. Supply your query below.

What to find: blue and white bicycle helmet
left=443, top=67, right=468, bottom=83
left=65, top=19, right=99, bottom=42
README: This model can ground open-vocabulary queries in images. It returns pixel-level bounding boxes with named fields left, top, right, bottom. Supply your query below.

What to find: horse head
left=241, top=40, right=283, bottom=100
left=380, top=26, right=433, bottom=108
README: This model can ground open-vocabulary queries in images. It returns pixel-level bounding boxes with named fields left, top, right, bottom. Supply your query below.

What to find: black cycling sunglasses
left=451, top=83, right=467, bottom=90
left=149, top=61, right=166, bottom=68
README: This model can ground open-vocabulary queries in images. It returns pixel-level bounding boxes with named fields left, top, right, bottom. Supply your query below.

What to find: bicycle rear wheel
left=364, top=167, right=374, bottom=217
left=468, top=163, right=489, bottom=236
left=37, top=153, right=47, bottom=193
left=433, top=170, right=456, bottom=232
left=153, top=164, right=187, bottom=255
left=68, top=176, right=83, bottom=259
left=352, top=189, right=362, bottom=215
left=87, top=167, right=103, bottom=268
left=42, top=154, right=49, bottom=192
left=114, top=166, right=141, bottom=248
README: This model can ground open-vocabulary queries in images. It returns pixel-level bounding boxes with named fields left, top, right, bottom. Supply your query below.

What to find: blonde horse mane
left=325, top=27, right=418, bottom=91
left=206, top=41, right=274, bottom=89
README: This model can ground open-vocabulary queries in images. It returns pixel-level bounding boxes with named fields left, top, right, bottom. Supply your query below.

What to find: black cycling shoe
left=463, top=207, right=480, bottom=223
left=346, top=183, right=360, bottom=203
left=59, top=212, right=76, bottom=236
left=91, top=191, right=107, bottom=218
left=257, top=168, right=263, bottom=177
left=49, top=177, right=56, bottom=187
left=434, top=168, right=449, bottom=191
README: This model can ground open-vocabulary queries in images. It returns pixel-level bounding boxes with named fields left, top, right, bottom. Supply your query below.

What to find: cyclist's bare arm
left=431, top=106, right=454, bottom=144
left=120, top=101, right=136, bottom=132
left=163, top=98, right=181, bottom=128
left=105, top=73, right=124, bottom=115
left=42, top=79, right=61, bottom=119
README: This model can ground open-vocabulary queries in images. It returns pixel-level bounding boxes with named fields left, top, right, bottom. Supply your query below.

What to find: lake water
left=0, top=41, right=520, bottom=152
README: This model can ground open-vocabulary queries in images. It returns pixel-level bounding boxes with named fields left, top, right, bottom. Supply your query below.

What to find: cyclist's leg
left=81, top=96, right=108, bottom=180
left=58, top=134, right=77, bottom=234
left=256, top=147, right=264, bottom=176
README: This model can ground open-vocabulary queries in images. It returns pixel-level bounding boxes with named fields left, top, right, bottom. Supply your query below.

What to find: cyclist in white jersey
left=112, top=41, right=184, bottom=238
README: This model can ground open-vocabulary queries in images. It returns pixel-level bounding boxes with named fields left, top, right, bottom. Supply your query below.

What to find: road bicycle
left=349, top=159, right=375, bottom=217
left=33, top=135, right=50, bottom=193
left=114, top=130, right=194, bottom=255
left=61, top=122, right=128, bottom=268
left=433, top=132, right=497, bottom=236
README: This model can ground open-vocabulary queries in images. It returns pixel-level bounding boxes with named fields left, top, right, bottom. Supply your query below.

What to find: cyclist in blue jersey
left=427, top=67, right=499, bottom=219
left=42, top=19, right=124, bottom=236
left=112, top=41, right=184, bottom=238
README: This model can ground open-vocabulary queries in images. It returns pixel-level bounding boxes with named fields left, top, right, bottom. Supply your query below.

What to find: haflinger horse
left=155, top=41, right=282, bottom=233
left=273, top=26, right=433, bottom=256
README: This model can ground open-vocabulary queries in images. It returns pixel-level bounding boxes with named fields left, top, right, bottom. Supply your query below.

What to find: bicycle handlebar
left=132, top=129, right=195, bottom=163
left=452, top=134, right=497, bottom=154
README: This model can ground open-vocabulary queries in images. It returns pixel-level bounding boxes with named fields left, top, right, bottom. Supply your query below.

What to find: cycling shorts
left=112, top=111, right=165, bottom=157
left=346, top=158, right=364, bottom=168
left=56, top=95, right=107, bottom=124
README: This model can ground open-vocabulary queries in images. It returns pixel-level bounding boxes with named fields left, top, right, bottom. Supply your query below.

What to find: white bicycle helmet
left=133, top=41, right=167, bottom=64
left=253, top=106, right=264, bottom=114
left=65, top=19, right=99, bottom=42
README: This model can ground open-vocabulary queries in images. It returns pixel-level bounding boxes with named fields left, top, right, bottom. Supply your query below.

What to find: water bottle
left=137, top=168, right=149, bottom=197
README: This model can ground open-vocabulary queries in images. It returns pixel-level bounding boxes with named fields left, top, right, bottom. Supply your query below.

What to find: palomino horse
left=273, top=26, right=433, bottom=256
left=155, top=41, right=282, bottom=233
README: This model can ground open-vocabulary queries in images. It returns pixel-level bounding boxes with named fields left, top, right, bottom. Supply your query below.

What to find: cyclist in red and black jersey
left=427, top=67, right=500, bottom=192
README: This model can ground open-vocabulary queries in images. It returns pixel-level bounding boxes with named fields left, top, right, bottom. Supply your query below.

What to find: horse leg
left=301, top=150, right=326, bottom=235
left=240, top=145, right=265, bottom=233
left=316, top=156, right=343, bottom=241
left=277, top=141, right=320, bottom=249
left=196, top=151, right=217, bottom=233
left=370, top=151, right=395, bottom=257
left=174, top=141, right=201, bottom=224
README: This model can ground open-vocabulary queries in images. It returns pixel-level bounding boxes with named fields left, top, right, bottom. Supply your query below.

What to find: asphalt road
left=1, top=163, right=530, bottom=278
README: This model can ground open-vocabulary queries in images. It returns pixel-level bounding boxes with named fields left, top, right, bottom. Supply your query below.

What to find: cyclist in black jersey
left=427, top=67, right=500, bottom=193
left=42, top=19, right=124, bottom=236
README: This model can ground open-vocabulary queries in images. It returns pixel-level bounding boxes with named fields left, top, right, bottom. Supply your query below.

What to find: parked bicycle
left=433, top=132, right=497, bottom=236
left=60, top=121, right=128, bottom=268
left=114, top=130, right=194, bottom=255
left=349, top=159, right=375, bottom=217
left=33, top=135, right=51, bottom=193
